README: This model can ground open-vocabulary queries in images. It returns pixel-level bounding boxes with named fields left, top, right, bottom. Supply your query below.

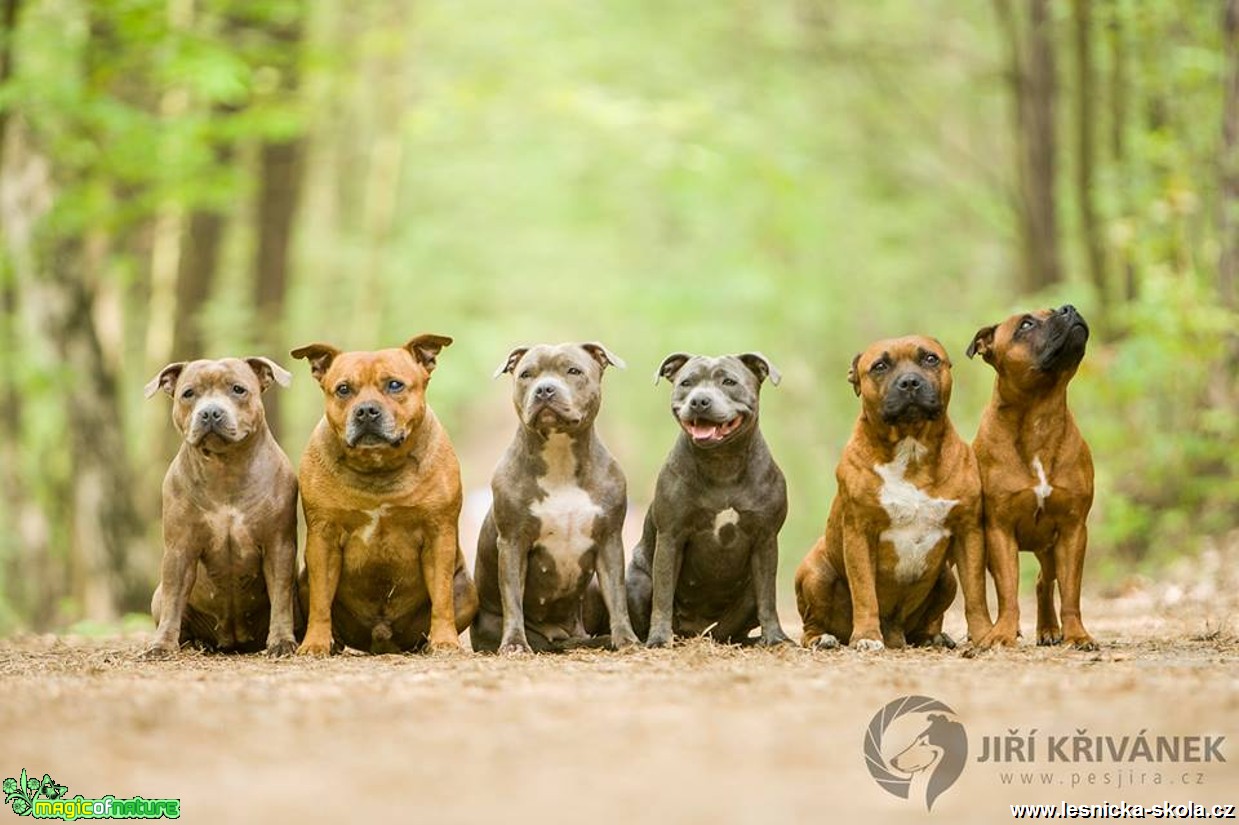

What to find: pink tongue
left=688, top=422, right=720, bottom=440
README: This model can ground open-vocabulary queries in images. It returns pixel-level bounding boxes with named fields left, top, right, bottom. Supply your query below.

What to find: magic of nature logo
left=3, top=770, right=180, bottom=820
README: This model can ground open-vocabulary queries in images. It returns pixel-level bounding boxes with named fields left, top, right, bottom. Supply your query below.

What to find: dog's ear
left=245, top=357, right=293, bottom=392
left=404, top=334, right=453, bottom=374
left=654, top=353, right=691, bottom=385
left=966, top=325, right=997, bottom=363
left=493, top=346, right=530, bottom=379
left=144, top=362, right=187, bottom=399
left=580, top=342, right=626, bottom=372
left=290, top=343, right=341, bottom=383
left=738, top=352, right=781, bottom=386
left=846, top=354, right=862, bottom=397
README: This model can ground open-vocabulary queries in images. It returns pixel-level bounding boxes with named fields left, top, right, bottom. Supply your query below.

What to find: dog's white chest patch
left=713, top=507, right=739, bottom=540
left=530, top=434, right=601, bottom=570
left=875, top=438, right=957, bottom=584
left=1031, top=456, right=1053, bottom=511
left=356, top=504, right=391, bottom=544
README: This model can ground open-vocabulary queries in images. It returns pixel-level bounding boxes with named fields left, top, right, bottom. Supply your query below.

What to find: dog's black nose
left=533, top=383, right=557, bottom=401
left=688, top=395, right=712, bottom=411
left=353, top=402, right=382, bottom=422
left=895, top=373, right=924, bottom=393
left=1059, top=304, right=1078, bottom=317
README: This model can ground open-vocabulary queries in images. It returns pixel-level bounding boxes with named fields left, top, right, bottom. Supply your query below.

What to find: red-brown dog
left=967, top=305, right=1096, bottom=650
left=796, top=336, right=990, bottom=651
left=291, top=335, right=478, bottom=655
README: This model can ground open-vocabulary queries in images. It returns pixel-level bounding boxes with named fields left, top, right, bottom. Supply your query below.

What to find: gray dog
left=626, top=352, right=791, bottom=647
left=471, top=342, right=639, bottom=653
left=143, top=357, right=299, bottom=658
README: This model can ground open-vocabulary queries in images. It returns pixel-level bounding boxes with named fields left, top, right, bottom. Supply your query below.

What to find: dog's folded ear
left=493, top=346, right=530, bottom=379
left=290, top=343, right=341, bottom=383
left=144, top=362, right=187, bottom=399
left=846, top=354, right=862, bottom=397
left=654, top=353, right=691, bottom=385
left=405, top=334, right=453, bottom=374
left=581, top=342, right=625, bottom=372
left=738, top=352, right=781, bottom=386
left=245, top=357, right=293, bottom=392
left=966, top=325, right=997, bottom=363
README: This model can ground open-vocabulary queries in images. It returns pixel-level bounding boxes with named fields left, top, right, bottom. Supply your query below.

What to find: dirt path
left=2, top=588, right=1237, bottom=825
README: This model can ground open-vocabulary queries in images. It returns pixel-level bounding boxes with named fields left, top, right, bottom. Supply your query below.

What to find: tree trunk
left=1221, top=0, right=1239, bottom=310
left=1107, top=0, right=1137, bottom=302
left=1073, top=0, right=1108, bottom=329
left=171, top=198, right=229, bottom=360
left=995, top=0, right=1063, bottom=294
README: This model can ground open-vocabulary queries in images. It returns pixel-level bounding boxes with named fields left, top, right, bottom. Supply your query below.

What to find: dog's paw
left=1065, top=633, right=1098, bottom=651
left=265, top=638, right=298, bottom=658
left=610, top=630, right=640, bottom=650
left=297, top=637, right=333, bottom=657
left=1037, top=627, right=1063, bottom=646
left=921, top=632, right=956, bottom=650
left=427, top=639, right=464, bottom=657
left=139, top=643, right=177, bottom=661
left=758, top=630, right=793, bottom=648
left=852, top=638, right=886, bottom=653
left=645, top=632, right=672, bottom=649
left=498, top=637, right=532, bottom=655
left=974, top=626, right=1019, bottom=650
left=807, top=634, right=840, bottom=651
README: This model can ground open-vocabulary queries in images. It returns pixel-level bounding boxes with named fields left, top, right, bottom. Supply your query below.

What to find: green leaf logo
left=3, top=769, right=69, bottom=817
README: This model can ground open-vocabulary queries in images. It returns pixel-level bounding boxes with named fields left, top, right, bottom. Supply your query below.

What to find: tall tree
left=995, top=0, right=1064, bottom=294
left=1073, top=0, right=1109, bottom=327
left=1222, top=0, right=1239, bottom=310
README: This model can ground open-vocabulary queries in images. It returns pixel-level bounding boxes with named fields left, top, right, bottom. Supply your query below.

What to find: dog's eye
left=679, top=378, right=692, bottom=387
left=231, top=384, right=247, bottom=395
left=922, top=353, right=940, bottom=367
left=180, top=387, right=195, bottom=400
left=518, top=370, right=533, bottom=380
left=722, top=377, right=738, bottom=386
left=386, top=379, right=405, bottom=393
left=1019, top=317, right=1036, bottom=331
left=334, top=383, right=352, bottom=398
left=566, top=367, right=583, bottom=376
left=870, top=361, right=889, bottom=374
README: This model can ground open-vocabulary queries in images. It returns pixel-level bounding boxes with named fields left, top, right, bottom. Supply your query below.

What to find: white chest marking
left=1031, top=456, right=1053, bottom=511
left=357, top=504, right=391, bottom=544
left=875, top=438, right=957, bottom=584
left=713, top=507, right=739, bottom=539
left=529, top=434, right=601, bottom=567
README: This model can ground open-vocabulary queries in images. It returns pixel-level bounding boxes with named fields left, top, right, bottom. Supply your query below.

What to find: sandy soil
left=2, top=578, right=1237, bottom=825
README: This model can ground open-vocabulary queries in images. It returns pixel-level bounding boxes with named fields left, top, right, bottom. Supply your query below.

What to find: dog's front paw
left=139, top=642, right=177, bottom=661
left=645, top=631, right=672, bottom=649
left=297, top=635, right=334, bottom=657
left=265, top=638, right=298, bottom=658
left=807, top=633, right=840, bottom=650
left=974, top=624, right=1019, bottom=650
left=852, top=637, right=886, bottom=653
left=498, top=635, right=531, bottom=655
left=758, top=629, right=793, bottom=647
left=1037, top=627, right=1063, bottom=646
left=1064, top=632, right=1098, bottom=651
left=921, top=632, right=956, bottom=649
left=610, top=629, right=640, bottom=650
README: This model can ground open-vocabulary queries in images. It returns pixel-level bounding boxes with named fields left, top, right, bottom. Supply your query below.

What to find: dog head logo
left=864, top=695, right=967, bottom=811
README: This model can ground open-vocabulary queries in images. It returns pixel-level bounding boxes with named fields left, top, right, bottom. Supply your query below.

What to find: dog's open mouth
left=680, top=415, right=744, bottom=445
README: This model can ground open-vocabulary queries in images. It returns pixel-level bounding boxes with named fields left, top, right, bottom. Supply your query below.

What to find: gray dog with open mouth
left=625, top=352, right=791, bottom=647
left=471, top=342, right=639, bottom=653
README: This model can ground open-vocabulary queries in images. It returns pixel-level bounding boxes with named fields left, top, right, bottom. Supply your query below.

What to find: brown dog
left=795, top=336, right=990, bottom=651
left=144, top=357, right=299, bottom=657
left=291, top=335, right=478, bottom=655
left=967, top=305, right=1096, bottom=650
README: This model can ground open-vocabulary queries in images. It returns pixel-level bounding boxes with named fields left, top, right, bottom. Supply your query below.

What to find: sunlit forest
left=0, top=0, right=1235, bottom=632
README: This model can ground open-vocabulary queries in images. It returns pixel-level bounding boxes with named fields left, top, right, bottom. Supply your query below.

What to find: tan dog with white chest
left=795, top=336, right=991, bottom=650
